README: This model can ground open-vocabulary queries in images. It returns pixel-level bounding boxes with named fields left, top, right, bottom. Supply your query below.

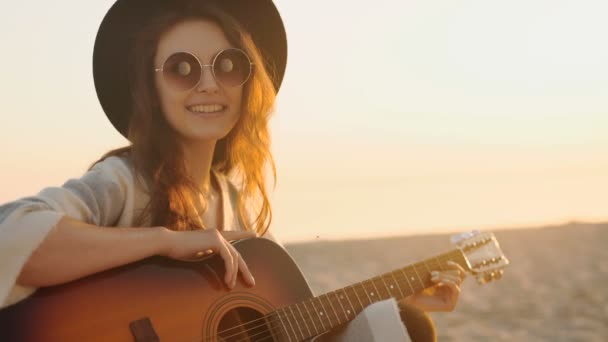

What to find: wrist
left=153, top=226, right=173, bottom=256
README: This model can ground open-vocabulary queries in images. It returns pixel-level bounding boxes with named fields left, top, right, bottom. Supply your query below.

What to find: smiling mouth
left=186, top=104, right=227, bottom=114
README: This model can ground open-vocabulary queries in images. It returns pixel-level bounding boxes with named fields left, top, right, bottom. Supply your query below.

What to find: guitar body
left=0, top=238, right=315, bottom=341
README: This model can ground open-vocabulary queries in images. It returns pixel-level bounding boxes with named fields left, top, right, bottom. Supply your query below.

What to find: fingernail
left=431, top=271, right=439, bottom=276
left=431, top=276, right=438, bottom=281
left=249, top=275, right=256, bottom=286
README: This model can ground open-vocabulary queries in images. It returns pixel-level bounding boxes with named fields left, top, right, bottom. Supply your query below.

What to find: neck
left=269, top=249, right=469, bottom=341
left=180, top=139, right=217, bottom=194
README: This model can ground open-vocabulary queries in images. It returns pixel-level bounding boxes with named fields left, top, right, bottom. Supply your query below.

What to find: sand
left=284, top=222, right=608, bottom=341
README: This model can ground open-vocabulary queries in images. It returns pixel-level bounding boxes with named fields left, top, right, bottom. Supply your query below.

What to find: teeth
left=188, top=104, right=225, bottom=113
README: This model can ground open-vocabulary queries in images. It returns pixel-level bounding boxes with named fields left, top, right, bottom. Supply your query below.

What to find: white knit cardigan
left=0, top=155, right=281, bottom=309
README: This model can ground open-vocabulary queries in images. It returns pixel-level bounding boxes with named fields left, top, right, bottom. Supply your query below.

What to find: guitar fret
left=343, top=286, right=358, bottom=315
left=452, top=250, right=466, bottom=267
left=310, top=298, right=327, bottom=331
left=333, top=290, right=349, bottom=320
left=295, top=302, right=312, bottom=337
left=439, top=256, right=446, bottom=271
left=282, top=308, right=298, bottom=342
left=389, top=271, right=406, bottom=297
left=412, top=263, right=425, bottom=288
left=370, top=277, right=382, bottom=300
left=270, top=247, right=480, bottom=342
left=360, top=281, right=373, bottom=304
left=302, top=300, right=319, bottom=335
left=348, top=284, right=364, bottom=311
left=276, top=310, right=294, bottom=342
left=288, top=305, right=305, bottom=340
left=316, top=296, right=330, bottom=328
left=410, top=266, right=422, bottom=291
left=433, top=256, right=445, bottom=272
left=323, top=293, right=341, bottom=325
left=401, top=268, right=416, bottom=293
left=319, top=294, right=336, bottom=327
left=304, top=247, right=474, bottom=334
left=423, top=260, right=432, bottom=274
left=379, top=275, right=393, bottom=298
left=379, top=275, right=394, bottom=299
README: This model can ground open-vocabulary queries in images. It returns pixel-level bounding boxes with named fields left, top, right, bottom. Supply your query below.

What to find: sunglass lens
left=213, top=49, right=252, bottom=87
left=162, top=52, right=201, bottom=90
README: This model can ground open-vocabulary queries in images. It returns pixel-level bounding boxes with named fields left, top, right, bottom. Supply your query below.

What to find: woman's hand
left=159, top=227, right=257, bottom=289
left=402, top=261, right=467, bottom=312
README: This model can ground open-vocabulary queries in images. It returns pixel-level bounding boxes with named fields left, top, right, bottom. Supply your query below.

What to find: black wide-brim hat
left=93, top=0, right=287, bottom=140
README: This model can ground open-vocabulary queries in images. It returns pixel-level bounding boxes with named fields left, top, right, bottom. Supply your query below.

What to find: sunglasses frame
left=154, top=47, right=254, bottom=90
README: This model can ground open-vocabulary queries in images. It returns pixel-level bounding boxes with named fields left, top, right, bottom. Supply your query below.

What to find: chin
left=182, top=128, right=233, bottom=143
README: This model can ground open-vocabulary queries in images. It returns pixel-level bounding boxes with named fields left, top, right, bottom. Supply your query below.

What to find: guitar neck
left=270, top=248, right=469, bottom=340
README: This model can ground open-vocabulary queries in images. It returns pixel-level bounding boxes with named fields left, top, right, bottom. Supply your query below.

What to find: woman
left=0, top=0, right=465, bottom=340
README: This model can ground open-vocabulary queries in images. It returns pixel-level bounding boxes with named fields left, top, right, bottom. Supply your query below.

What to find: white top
left=0, top=154, right=282, bottom=309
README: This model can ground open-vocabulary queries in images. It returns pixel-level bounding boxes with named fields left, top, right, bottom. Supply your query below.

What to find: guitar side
left=0, top=238, right=314, bottom=342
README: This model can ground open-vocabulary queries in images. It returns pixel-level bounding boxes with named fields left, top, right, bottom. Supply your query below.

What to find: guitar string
left=212, top=251, right=460, bottom=339
left=211, top=252, right=462, bottom=341
left=206, top=253, right=461, bottom=341
left=232, top=323, right=286, bottom=342
left=224, top=267, right=431, bottom=342
left=233, top=320, right=323, bottom=342
left=213, top=256, right=460, bottom=341
left=228, top=244, right=493, bottom=341
left=231, top=312, right=346, bottom=342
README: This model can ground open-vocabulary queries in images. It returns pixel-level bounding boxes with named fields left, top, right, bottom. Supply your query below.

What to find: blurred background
left=1, top=0, right=606, bottom=242
left=1, top=0, right=606, bottom=340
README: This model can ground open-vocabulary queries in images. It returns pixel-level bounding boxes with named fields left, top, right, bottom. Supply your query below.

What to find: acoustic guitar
left=0, top=231, right=509, bottom=341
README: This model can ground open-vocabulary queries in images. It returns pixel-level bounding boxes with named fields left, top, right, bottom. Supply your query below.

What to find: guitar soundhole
left=217, top=307, right=277, bottom=342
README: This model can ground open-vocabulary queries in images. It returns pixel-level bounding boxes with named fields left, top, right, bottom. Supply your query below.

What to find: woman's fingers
left=221, top=235, right=255, bottom=289
left=225, top=240, right=240, bottom=288
left=237, top=251, right=256, bottom=286
left=446, top=261, right=467, bottom=280
left=220, top=230, right=256, bottom=288
left=438, top=281, right=460, bottom=310
left=432, top=272, right=462, bottom=284
left=438, top=278, right=461, bottom=291
left=441, top=280, right=460, bottom=301
left=430, top=261, right=467, bottom=285
left=225, top=241, right=255, bottom=287
left=162, top=229, right=256, bottom=289
left=217, top=239, right=235, bottom=287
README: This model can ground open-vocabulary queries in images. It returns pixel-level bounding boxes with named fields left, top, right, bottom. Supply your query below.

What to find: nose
left=195, top=65, right=219, bottom=93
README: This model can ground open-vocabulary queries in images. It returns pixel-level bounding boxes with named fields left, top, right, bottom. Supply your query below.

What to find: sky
left=1, top=0, right=606, bottom=243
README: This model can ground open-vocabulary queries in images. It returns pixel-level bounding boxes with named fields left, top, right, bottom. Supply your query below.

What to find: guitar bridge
left=129, top=317, right=160, bottom=342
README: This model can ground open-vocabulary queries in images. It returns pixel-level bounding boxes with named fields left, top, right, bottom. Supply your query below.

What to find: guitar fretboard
left=269, top=248, right=468, bottom=341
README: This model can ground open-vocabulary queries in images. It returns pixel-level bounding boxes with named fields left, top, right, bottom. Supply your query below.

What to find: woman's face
left=154, top=19, right=243, bottom=144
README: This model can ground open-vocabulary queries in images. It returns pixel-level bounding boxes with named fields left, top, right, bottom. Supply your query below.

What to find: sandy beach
left=284, top=222, right=608, bottom=341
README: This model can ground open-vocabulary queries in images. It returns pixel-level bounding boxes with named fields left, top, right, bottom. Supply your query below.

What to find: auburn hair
left=89, top=1, right=277, bottom=235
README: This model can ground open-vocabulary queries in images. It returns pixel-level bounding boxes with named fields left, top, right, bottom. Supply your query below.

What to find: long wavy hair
left=89, top=1, right=277, bottom=235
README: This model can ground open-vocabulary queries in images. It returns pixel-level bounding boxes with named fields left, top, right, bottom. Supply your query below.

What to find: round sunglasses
left=154, top=48, right=254, bottom=91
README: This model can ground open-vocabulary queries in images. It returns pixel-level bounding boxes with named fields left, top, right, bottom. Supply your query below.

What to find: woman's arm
left=1, top=156, right=255, bottom=309
left=16, top=215, right=167, bottom=288
left=17, top=216, right=257, bottom=290
left=1, top=156, right=134, bottom=307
